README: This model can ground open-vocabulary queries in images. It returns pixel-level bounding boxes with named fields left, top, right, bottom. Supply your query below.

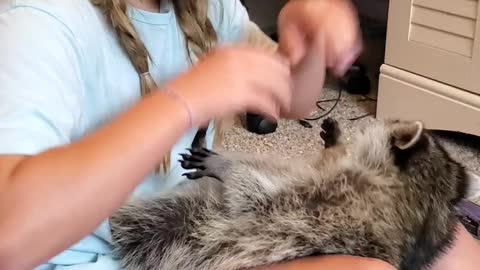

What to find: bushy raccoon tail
left=109, top=180, right=223, bottom=269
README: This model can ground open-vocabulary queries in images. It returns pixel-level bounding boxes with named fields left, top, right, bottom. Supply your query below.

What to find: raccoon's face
left=350, top=119, right=468, bottom=204
left=349, top=119, right=423, bottom=172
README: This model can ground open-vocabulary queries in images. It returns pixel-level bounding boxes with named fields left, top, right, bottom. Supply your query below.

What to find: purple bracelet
left=455, top=199, right=480, bottom=239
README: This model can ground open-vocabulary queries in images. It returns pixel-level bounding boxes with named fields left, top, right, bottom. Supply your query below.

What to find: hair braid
left=172, top=0, right=226, bottom=149
left=172, top=0, right=217, bottom=61
left=91, top=0, right=219, bottom=176
left=92, top=0, right=167, bottom=174
left=91, top=0, right=157, bottom=97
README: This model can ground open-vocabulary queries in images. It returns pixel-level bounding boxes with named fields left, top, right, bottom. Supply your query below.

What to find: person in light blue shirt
left=0, top=1, right=267, bottom=269
left=1, top=1, right=450, bottom=270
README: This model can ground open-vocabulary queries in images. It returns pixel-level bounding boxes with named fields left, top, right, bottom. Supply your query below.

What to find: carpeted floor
left=220, top=82, right=480, bottom=204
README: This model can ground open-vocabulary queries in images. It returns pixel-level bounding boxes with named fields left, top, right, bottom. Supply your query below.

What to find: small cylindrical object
left=245, top=113, right=278, bottom=135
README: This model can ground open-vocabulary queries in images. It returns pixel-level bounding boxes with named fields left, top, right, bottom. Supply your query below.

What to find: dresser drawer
left=377, top=64, right=480, bottom=137
left=384, top=0, right=480, bottom=94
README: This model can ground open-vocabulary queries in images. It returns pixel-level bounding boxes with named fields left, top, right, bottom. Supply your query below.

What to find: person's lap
left=37, top=255, right=392, bottom=270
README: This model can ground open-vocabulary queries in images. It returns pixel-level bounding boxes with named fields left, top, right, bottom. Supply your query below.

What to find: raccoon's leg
left=179, top=148, right=316, bottom=206
left=320, top=117, right=342, bottom=148
left=191, top=127, right=208, bottom=149
left=179, top=148, right=309, bottom=184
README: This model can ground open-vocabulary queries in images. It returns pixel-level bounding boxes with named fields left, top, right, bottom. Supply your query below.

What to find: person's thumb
left=247, top=92, right=280, bottom=124
left=278, top=23, right=306, bottom=67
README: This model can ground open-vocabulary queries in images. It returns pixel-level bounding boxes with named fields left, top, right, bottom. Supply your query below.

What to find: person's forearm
left=0, top=90, right=190, bottom=270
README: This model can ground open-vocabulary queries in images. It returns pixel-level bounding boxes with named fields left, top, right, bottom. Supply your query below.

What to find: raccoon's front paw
left=320, top=117, right=341, bottom=148
left=179, top=148, right=224, bottom=181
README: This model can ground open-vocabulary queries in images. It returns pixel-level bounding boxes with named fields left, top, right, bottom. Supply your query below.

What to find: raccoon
left=109, top=117, right=469, bottom=270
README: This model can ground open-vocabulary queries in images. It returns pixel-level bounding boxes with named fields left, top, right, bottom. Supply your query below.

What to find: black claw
left=201, top=147, right=216, bottom=154
left=180, top=153, right=203, bottom=163
left=188, top=147, right=218, bottom=156
left=188, top=148, right=206, bottom=157
left=179, top=160, right=188, bottom=169
left=180, top=160, right=206, bottom=170
left=209, top=149, right=218, bottom=155
left=182, top=171, right=205, bottom=180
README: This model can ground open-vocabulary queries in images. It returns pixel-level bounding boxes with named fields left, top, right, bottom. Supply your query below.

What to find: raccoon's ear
left=391, top=121, right=424, bottom=150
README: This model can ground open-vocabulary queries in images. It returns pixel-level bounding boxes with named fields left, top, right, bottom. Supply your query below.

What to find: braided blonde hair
left=91, top=0, right=218, bottom=175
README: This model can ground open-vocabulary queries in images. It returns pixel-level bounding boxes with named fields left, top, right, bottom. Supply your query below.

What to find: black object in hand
left=341, top=63, right=371, bottom=96
left=245, top=113, right=278, bottom=135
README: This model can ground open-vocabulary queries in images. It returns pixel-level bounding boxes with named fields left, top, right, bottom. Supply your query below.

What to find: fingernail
left=335, top=45, right=362, bottom=76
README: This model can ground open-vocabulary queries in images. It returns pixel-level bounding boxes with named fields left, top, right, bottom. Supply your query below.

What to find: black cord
left=298, top=87, right=377, bottom=127
left=347, top=95, right=376, bottom=121
left=303, top=87, right=343, bottom=121
left=348, top=113, right=373, bottom=121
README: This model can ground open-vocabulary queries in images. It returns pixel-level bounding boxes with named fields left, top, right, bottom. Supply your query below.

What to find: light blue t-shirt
left=0, top=0, right=249, bottom=269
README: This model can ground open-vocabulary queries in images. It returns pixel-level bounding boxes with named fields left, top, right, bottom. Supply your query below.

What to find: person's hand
left=165, top=45, right=292, bottom=127
left=278, top=0, right=362, bottom=77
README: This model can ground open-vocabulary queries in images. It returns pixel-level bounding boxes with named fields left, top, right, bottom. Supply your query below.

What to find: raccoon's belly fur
left=111, top=180, right=398, bottom=270
left=109, top=118, right=468, bottom=270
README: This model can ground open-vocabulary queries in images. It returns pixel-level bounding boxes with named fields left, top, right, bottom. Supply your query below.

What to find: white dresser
left=377, top=0, right=480, bottom=136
